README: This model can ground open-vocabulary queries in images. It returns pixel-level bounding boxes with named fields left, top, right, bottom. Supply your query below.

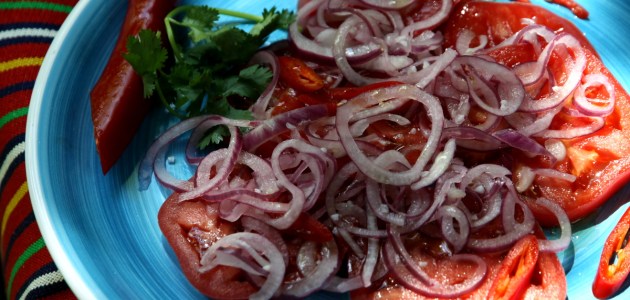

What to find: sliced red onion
left=349, top=113, right=410, bottom=136
left=359, top=0, right=414, bottom=10
left=513, top=39, right=555, bottom=86
left=455, top=29, right=488, bottom=55
left=362, top=207, right=380, bottom=287
left=505, top=106, right=562, bottom=137
left=533, top=116, right=604, bottom=139
left=468, top=198, right=535, bottom=252
left=260, top=139, right=333, bottom=229
left=573, top=73, right=616, bottom=117
left=534, top=168, right=576, bottom=182
left=139, top=115, right=252, bottom=190
left=153, top=147, right=194, bottom=192
left=199, top=232, right=285, bottom=300
left=442, top=126, right=504, bottom=151
left=493, top=129, right=555, bottom=162
left=437, top=205, right=470, bottom=253
left=460, top=164, right=511, bottom=190
left=411, top=30, right=444, bottom=53
left=289, top=21, right=384, bottom=65
left=535, top=198, right=572, bottom=253
left=249, top=51, right=280, bottom=120
left=383, top=241, right=487, bottom=298
left=411, top=138, right=456, bottom=190
left=411, top=167, right=466, bottom=228
left=519, top=34, right=586, bottom=112
left=336, top=85, right=443, bottom=186
left=469, top=189, right=502, bottom=229
left=283, top=239, right=339, bottom=298
left=139, top=116, right=209, bottom=190
left=178, top=125, right=241, bottom=202
left=241, top=216, right=289, bottom=266
left=243, top=104, right=331, bottom=152
left=400, top=0, right=453, bottom=36
left=454, top=56, right=525, bottom=116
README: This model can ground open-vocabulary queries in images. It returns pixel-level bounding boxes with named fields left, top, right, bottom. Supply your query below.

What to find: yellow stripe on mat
left=0, top=57, right=44, bottom=73
left=1, top=182, right=29, bottom=241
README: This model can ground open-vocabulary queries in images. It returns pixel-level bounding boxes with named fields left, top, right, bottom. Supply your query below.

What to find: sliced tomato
left=443, top=1, right=630, bottom=225
left=523, top=47, right=630, bottom=225
left=441, top=1, right=596, bottom=54
left=158, top=193, right=258, bottom=299
left=593, top=207, right=630, bottom=299
left=350, top=252, right=502, bottom=300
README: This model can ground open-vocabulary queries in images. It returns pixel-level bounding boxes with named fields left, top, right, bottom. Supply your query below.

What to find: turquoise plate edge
left=24, top=0, right=630, bottom=299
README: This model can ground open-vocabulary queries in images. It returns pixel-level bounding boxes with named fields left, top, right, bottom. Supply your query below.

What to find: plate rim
left=25, top=0, right=101, bottom=299
left=21, top=0, right=630, bottom=299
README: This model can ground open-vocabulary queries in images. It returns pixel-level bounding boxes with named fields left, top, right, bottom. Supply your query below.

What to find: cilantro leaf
left=223, top=65, right=273, bottom=99
left=123, top=30, right=168, bottom=97
left=180, top=6, right=220, bottom=43
left=262, top=7, right=296, bottom=32
left=127, top=5, right=294, bottom=147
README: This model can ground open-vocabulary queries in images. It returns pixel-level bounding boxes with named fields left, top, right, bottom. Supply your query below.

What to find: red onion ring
left=535, top=198, right=572, bottom=253
left=336, top=84, right=443, bottom=186
left=199, top=232, right=285, bottom=300
left=573, top=73, right=616, bottom=117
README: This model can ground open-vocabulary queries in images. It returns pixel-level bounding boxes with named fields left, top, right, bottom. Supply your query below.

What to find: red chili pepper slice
left=593, top=207, right=630, bottom=299
left=278, top=56, right=325, bottom=92
left=488, top=234, right=539, bottom=300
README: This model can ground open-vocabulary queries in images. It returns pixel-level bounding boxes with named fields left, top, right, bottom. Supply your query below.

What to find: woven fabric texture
left=0, top=0, right=78, bottom=299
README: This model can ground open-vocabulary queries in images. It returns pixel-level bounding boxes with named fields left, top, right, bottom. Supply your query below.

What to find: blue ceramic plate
left=25, top=0, right=630, bottom=299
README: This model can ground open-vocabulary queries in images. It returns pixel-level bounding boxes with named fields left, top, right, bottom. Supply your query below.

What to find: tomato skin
left=278, top=56, right=325, bottom=92
left=487, top=235, right=538, bottom=300
left=158, top=193, right=258, bottom=299
left=593, top=207, right=630, bottom=299
left=90, top=0, right=176, bottom=173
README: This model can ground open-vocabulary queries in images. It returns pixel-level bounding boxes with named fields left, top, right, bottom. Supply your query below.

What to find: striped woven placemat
left=0, top=1, right=78, bottom=299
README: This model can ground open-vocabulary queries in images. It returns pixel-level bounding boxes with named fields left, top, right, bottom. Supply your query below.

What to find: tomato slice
left=487, top=235, right=539, bottom=300
left=158, top=193, right=258, bottom=299
left=443, top=1, right=630, bottom=225
left=593, top=207, right=630, bottom=299
left=442, top=1, right=596, bottom=54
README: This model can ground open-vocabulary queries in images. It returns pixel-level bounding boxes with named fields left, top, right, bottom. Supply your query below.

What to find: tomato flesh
left=158, top=194, right=258, bottom=299
left=443, top=1, right=630, bottom=225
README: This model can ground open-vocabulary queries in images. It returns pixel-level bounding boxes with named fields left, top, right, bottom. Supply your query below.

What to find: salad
left=88, top=0, right=630, bottom=299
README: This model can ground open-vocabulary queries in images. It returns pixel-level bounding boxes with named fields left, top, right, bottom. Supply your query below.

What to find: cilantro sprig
left=124, top=5, right=295, bottom=144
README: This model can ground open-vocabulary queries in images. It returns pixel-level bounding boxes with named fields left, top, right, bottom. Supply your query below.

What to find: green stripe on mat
left=6, top=238, right=46, bottom=298
left=0, top=108, right=28, bottom=131
left=0, top=1, right=73, bottom=13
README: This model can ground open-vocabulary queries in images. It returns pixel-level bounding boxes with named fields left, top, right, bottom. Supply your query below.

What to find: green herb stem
left=215, top=8, right=263, bottom=23
left=155, top=80, right=186, bottom=119
left=164, top=5, right=263, bottom=61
